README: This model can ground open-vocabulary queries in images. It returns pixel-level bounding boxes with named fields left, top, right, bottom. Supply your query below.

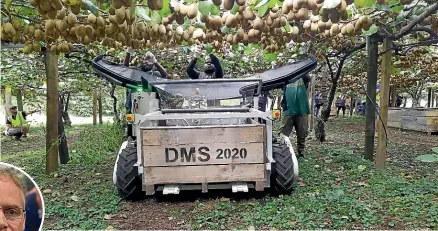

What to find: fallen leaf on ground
left=247, top=225, right=255, bottom=231
left=248, top=202, right=256, bottom=206
left=341, top=216, right=349, bottom=219
left=298, top=177, right=303, bottom=181
left=71, top=195, right=79, bottom=202
left=105, top=226, right=114, bottom=230
left=168, top=216, right=174, bottom=220
left=104, top=214, right=112, bottom=220
left=220, top=197, right=230, bottom=202
left=299, top=182, right=306, bottom=187
left=53, top=173, right=59, bottom=178
left=357, top=182, right=368, bottom=186
left=43, top=189, right=52, bottom=194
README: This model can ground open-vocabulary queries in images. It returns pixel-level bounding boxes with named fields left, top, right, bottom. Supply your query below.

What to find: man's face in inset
left=0, top=176, right=26, bottom=231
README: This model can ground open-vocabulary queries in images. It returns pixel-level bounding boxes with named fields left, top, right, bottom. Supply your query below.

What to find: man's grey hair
left=0, top=164, right=26, bottom=207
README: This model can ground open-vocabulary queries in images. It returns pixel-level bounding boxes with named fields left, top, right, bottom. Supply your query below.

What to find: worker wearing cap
left=186, top=47, right=223, bottom=79
left=139, top=51, right=169, bottom=79
left=3, top=106, right=39, bottom=140
left=124, top=49, right=169, bottom=112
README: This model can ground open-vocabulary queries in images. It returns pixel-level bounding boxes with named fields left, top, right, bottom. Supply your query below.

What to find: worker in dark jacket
left=186, top=48, right=223, bottom=79
left=280, top=74, right=312, bottom=158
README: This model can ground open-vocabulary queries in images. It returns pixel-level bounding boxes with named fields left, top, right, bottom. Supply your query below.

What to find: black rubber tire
left=271, top=142, right=296, bottom=195
left=115, top=144, right=145, bottom=201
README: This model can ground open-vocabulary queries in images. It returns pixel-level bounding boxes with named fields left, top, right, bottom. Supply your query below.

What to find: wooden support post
left=427, top=88, right=432, bottom=108
left=17, top=89, right=23, bottom=111
left=309, top=77, right=315, bottom=131
left=376, top=39, right=392, bottom=169
left=92, top=89, right=97, bottom=125
left=432, top=90, right=435, bottom=108
left=98, top=88, right=103, bottom=124
left=391, top=85, right=397, bottom=107
left=364, top=35, right=379, bottom=161
left=4, top=87, right=12, bottom=120
left=45, top=50, right=59, bottom=174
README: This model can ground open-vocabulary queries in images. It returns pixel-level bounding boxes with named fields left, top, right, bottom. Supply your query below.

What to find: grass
left=1, top=117, right=437, bottom=229
left=189, top=147, right=438, bottom=230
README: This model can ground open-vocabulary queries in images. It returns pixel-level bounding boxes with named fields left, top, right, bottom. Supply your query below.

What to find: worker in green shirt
left=280, top=74, right=312, bottom=158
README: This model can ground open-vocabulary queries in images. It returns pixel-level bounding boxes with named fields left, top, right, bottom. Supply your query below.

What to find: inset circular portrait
left=0, top=162, right=44, bottom=231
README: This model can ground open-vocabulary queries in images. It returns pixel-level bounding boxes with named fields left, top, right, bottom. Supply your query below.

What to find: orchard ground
left=1, top=116, right=438, bottom=229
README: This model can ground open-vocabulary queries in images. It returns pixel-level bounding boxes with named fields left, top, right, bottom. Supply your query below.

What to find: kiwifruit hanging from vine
left=35, top=29, right=44, bottom=41
left=71, top=4, right=81, bottom=14
left=67, top=13, right=77, bottom=26
left=224, top=0, right=234, bottom=10
left=115, top=7, right=126, bottom=24
left=56, top=8, right=66, bottom=19
left=40, top=0, right=52, bottom=11
left=213, top=0, right=222, bottom=6
left=122, top=0, right=132, bottom=8
left=236, top=0, right=246, bottom=6
left=154, top=0, right=164, bottom=10
left=51, top=0, right=63, bottom=10
left=175, top=13, right=185, bottom=25
left=30, top=0, right=39, bottom=7
left=337, top=0, right=347, bottom=12
left=187, top=4, right=198, bottom=19
left=113, top=0, right=123, bottom=9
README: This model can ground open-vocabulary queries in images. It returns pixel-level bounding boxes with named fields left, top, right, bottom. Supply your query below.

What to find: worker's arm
left=187, top=58, right=200, bottom=79
left=154, top=62, right=168, bottom=79
left=25, top=110, right=40, bottom=115
left=210, top=54, right=223, bottom=79
left=281, top=86, right=288, bottom=111
left=124, top=48, right=132, bottom=66
left=303, top=74, right=312, bottom=89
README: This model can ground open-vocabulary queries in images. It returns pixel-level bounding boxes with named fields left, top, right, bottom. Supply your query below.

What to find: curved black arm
left=187, top=57, right=200, bottom=79
left=210, top=54, right=223, bottom=78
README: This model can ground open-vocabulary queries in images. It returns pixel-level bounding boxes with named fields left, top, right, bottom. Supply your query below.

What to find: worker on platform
left=186, top=47, right=223, bottom=79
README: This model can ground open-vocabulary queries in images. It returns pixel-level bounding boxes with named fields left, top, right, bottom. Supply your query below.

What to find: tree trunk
left=45, top=50, right=59, bottom=174
left=58, top=98, right=69, bottom=164
left=364, top=35, right=379, bottom=161
left=17, top=89, right=23, bottom=111
left=98, top=88, right=103, bottom=124
left=412, top=97, right=420, bottom=107
left=427, top=88, right=432, bottom=108
left=92, top=89, right=97, bottom=125
left=110, top=83, right=120, bottom=123
left=321, top=79, right=338, bottom=121
left=320, top=57, right=345, bottom=122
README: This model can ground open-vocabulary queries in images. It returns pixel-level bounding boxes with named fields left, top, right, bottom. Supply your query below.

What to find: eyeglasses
left=0, top=206, right=26, bottom=220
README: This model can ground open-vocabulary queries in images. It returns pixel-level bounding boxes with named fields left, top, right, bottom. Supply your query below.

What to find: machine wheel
left=271, top=142, right=296, bottom=195
left=115, top=144, right=144, bottom=200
